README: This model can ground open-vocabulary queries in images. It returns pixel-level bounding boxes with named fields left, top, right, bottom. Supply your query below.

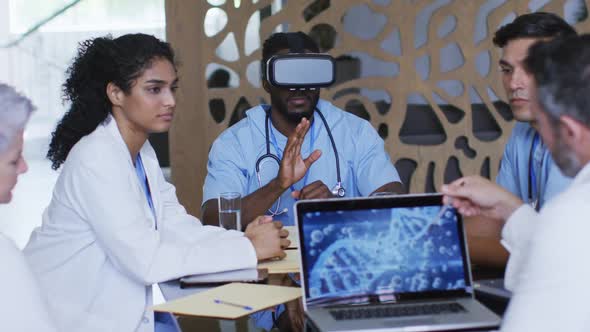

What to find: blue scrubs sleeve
left=355, top=120, right=401, bottom=195
left=496, top=131, right=523, bottom=199
left=202, top=134, right=249, bottom=205
left=496, top=122, right=572, bottom=207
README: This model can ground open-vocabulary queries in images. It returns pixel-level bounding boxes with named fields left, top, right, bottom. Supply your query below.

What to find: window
left=9, top=0, right=165, bottom=33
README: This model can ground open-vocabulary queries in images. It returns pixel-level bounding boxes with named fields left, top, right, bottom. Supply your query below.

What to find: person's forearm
left=241, top=178, right=288, bottom=228
left=372, top=181, right=406, bottom=195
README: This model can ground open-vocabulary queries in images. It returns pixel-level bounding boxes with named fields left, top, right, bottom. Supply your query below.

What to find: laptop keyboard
left=330, top=302, right=466, bottom=321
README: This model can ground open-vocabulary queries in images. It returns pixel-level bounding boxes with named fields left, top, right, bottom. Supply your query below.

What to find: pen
left=214, top=299, right=253, bottom=311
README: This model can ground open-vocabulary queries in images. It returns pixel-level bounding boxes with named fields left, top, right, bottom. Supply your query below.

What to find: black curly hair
left=47, top=33, right=176, bottom=170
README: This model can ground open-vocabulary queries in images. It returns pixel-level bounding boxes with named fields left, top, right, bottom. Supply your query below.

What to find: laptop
left=474, top=278, right=512, bottom=300
left=294, top=194, right=500, bottom=332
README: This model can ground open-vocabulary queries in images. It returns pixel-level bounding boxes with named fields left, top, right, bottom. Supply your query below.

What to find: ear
left=262, top=79, right=271, bottom=94
left=559, top=115, right=584, bottom=147
left=106, top=82, right=124, bottom=107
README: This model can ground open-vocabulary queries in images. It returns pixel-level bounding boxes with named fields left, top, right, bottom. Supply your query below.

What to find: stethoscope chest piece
left=332, top=183, right=346, bottom=197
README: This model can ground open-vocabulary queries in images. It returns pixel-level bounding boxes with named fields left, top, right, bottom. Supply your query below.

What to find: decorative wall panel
left=165, top=0, right=590, bottom=217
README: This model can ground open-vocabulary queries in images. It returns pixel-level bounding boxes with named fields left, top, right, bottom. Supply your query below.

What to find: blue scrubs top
left=496, top=122, right=571, bottom=209
left=135, top=154, right=156, bottom=222
left=203, top=99, right=401, bottom=226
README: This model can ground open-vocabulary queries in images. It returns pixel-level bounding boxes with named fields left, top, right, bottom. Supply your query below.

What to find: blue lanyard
left=135, top=154, right=157, bottom=228
left=529, top=133, right=541, bottom=204
left=269, top=120, right=315, bottom=193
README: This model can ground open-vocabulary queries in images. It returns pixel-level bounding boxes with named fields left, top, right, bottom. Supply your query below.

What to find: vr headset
left=265, top=53, right=335, bottom=90
left=264, top=33, right=335, bottom=90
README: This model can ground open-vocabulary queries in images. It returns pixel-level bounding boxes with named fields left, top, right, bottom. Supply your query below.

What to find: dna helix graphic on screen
left=302, top=205, right=466, bottom=302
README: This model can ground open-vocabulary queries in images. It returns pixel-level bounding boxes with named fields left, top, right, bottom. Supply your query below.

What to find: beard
left=552, top=135, right=583, bottom=178
left=271, top=92, right=319, bottom=124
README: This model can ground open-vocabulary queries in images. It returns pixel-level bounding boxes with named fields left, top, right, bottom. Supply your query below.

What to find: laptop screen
left=296, top=195, right=472, bottom=307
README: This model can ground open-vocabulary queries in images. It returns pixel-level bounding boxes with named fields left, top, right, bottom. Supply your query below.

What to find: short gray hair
left=0, top=83, right=35, bottom=153
left=525, top=35, right=590, bottom=128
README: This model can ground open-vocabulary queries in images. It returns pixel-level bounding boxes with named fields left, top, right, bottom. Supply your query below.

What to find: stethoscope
left=255, top=106, right=345, bottom=216
left=528, top=133, right=542, bottom=211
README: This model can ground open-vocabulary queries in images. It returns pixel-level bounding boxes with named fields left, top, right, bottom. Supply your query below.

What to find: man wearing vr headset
left=202, top=31, right=403, bottom=331
left=202, top=32, right=403, bottom=228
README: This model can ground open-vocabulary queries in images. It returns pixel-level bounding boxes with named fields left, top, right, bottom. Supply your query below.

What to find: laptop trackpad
left=382, top=317, right=436, bottom=328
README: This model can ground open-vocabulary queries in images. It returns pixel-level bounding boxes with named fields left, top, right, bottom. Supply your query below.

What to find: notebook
left=152, top=283, right=301, bottom=319
left=257, top=249, right=301, bottom=274
left=179, top=268, right=268, bottom=288
left=294, top=194, right=500, bottom=332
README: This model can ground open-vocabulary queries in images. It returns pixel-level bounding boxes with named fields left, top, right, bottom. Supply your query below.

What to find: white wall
left=0, top=0, right=164, bottom=248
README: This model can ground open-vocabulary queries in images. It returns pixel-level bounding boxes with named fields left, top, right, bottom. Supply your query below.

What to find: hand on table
left=292, top=180, right=334, bottom=200
left=245, top=216, right=291, bottom=261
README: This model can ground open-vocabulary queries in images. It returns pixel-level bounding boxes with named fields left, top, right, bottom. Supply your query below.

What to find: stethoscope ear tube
left=255, top=153, right=281, bottom=173
left=528, top=133, right=542, bottom=211
left=314, top=108, right=345, bottom=197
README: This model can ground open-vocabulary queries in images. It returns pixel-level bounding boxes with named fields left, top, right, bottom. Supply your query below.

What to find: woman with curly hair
left=0, top=83, right=56, bottom=331
left=23, top=34, right=289, bottom=332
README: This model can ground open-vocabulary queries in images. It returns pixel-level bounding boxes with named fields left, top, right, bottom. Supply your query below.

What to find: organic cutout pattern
left=176, top=0, right=590, bottom=198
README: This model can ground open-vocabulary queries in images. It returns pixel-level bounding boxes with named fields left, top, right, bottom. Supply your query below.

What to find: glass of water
left=218, top=192, right=241, bottom=231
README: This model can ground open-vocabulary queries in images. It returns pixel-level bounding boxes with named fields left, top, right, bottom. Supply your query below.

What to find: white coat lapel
left=103, top=115, right=158, bottom=229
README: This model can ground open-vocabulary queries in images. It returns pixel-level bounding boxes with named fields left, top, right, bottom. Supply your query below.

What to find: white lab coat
left=24, top=115, right=257, bottom=332
left=0, top=234, right=56, bottom=332
left=499, top=162, right=590, bottom=331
